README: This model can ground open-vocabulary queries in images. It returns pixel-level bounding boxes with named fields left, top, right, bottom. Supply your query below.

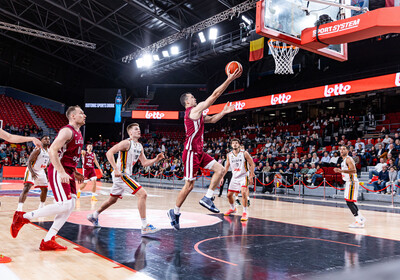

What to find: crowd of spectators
left=1, top=114, right=400, bottom=195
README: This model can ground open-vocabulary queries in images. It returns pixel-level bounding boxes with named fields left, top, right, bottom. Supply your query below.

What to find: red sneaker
left=224, top=208, right=237, bottom=216
left=39, top=237, right=67, bottom=251
left=10, top=211, right=30, bottom=238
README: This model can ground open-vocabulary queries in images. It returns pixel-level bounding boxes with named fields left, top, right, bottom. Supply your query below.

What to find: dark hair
left=180, top=93, right=190, bottom=107
left=40, top=135, right=50, bottom=140
left=341, top=145, right=349, bottom=150
left=231, top=138, right=240, bottom=144
left=66, top=105, right=81, bottom=119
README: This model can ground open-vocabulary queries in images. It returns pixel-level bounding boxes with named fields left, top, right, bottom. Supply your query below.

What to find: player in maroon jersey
left=11, top=105, right=85, bottom=251
left=77, top=144, right=103, bottom=201
left=167, top=67, right=242, bottom=230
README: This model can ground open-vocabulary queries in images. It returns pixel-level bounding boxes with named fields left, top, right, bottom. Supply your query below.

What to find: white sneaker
left=349, top=221, right=364, bottom=228
left=357, top=215, right=366, bottom=224
left=141, top=224, right=160, bottom=235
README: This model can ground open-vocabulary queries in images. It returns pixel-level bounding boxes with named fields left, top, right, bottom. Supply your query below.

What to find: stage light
left=136, top=57, right=144, bottom=68
left=171, top=46, right=179, bottom=55
left=209, top=28, right=218, bottom=40
left=241, top=15, right=252, bottom=25
left=198, top=32, right=206, bottom=43
left=162, top=50, right=169, bottom=57
left=153, top=54, right=160, bottom=61
left=143, top=54, right=153, bottom=67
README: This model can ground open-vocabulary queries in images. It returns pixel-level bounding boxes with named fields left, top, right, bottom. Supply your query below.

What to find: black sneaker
left=235, top=198, right=241, bottom=206
left=199, top=196, right=220, bottom=213
left=167, top=209, right=181, bottom=230
left=247, top=199, right=251, bottom=207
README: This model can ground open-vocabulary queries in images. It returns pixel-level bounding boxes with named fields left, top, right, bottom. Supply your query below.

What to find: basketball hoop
left=268, top=39, right=299, bottom=75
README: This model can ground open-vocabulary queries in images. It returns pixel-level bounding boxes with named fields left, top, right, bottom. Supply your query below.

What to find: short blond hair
left=66, top=105, right=81, bottom=119
left=127, top=123, right=139, bottom=133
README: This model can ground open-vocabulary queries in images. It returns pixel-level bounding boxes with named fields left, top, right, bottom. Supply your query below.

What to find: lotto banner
left=131, top=110, right=179, bottom=120
left=205, top=72, right=400, bottom=115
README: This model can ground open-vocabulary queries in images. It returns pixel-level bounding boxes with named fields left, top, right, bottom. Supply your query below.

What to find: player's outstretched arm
left=106, top=140, right=130, bottom=177
left=204, top=102, right=235, bottom=124
left=190, top=68, right=242, bottom=119
left=0, top=128, right=42, bottom=147
left=49, top=128, right=73, bottom=183
left=139, top=149, right=165, bottom=167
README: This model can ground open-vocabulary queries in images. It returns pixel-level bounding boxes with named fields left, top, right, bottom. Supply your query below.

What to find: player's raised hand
left=227, top=67, right=242, bottom=81
left=222, top=102, right=235, bottom=114
left=156, top=152, right=165, bottom=161
left=31, top=137, right=42, bottom=148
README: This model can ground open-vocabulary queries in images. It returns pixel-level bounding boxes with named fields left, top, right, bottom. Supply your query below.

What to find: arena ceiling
left=0, top=0, right=248, bottom=85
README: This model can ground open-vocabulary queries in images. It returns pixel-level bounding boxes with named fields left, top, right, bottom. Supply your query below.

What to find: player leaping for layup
left=334, top=146, right=366, bottom=228
left=167, top=67, right=242, bottom=230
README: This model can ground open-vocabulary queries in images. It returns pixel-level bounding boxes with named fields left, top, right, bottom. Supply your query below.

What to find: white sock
left=174, top=206, right=180, bottom=215
left=141, top=218, right=147, bottom=228
left=43, top=199, right=75, bottom=241
left=39, top=202, right=45, bottom=209
left=23, top=203, right=67, bottom=220
left=230, top=204, right=235, bottom=210
left=91, top=192, right=96, bottom=196
left=93, top=211, right=99, bottom=219
left=205, top=189, right=214, bottom=198
left=17, top=203, right=23, bottom=211
left=243, top=207, right=247, bottom=213
left=77, top=189, right=81, bottom=193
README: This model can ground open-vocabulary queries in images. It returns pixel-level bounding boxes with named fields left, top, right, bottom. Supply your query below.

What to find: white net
left=268, top=39, right=299, bottom=74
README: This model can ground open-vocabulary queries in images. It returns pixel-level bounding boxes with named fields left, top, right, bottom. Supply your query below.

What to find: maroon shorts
left=182, top=150, right=216, bottom=181
left=83, top=168, right=97, bottom=181
left=48, top=165, right=76, bottom=202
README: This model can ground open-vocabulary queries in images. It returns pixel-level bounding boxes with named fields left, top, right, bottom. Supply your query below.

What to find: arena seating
left=31, top=105, right=68, bottom=131
left=0, top=95, right=36, bottom=128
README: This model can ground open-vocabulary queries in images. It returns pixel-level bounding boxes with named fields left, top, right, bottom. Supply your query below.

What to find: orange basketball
left=225, top=61, right=242, bottom=75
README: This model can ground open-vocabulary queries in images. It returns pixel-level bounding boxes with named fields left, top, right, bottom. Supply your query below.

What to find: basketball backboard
left=256, top=0, right=351, bottom=61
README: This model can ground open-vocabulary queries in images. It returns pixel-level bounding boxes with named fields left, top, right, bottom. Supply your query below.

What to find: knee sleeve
left=346, top=201, right=359, bottom=216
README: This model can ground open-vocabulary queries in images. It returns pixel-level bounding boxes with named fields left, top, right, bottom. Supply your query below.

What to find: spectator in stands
left=329, top=152, right=339, bottom=167
left=381, top=126, right=390, bottom=135
left=3, top=157, right=10, bottom=166
left=369, top=157, right=387, bottom=181
left=387, top=144, right=398, bottom=158
left=11, top=153, right=19, bottom=166
left=291, top=153, right=300, bottom=164
left=309, top=164, right=324, bottom=186
left=352, top=151, right=360, bottom=167
left=19, top=154, right=28, bottom=166
left=376, top=144, right=386, bottom=158
left=372, top=165, right=389, bottom=193
left=283, top=154, right=291, bottom=166
left=305, top=163, right=316, bottom=182
left=355, top=138, right=365, bottom=150
left=0, top=149, right=6, bottom=159
left=395, top=154, right=400, bottom=169
left=311, top=153, right=320, bottom=164
left=387, top=166, right=397, bottom=195
left=320, top=152, right=330, bottom=167
left=395, top=139, right=400, bottom=150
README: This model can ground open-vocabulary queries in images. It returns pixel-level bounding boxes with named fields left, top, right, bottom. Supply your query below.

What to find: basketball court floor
left=1, top=180, right=400, bottom=280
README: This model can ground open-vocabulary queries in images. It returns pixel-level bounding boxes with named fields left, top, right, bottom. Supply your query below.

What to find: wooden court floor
left=1, top=180, right=400, bottom=280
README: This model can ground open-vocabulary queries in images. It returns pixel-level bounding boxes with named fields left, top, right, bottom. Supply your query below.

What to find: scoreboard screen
left=84, top=88, right=125, bottom=123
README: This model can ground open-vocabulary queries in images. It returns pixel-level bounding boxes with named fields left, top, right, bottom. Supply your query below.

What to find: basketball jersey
left=83, top=152, right=95, bottom=170
left=116, top=140, right=142, bottom=176
left=184, top=107, right=204, bottom=153
left=229, top=151, right=248, bottom=179
left=31, top=148, right=50, bottom=172
left=341, top=155, right=358, bottom=182
left=52, top=124, right=84, bottom=170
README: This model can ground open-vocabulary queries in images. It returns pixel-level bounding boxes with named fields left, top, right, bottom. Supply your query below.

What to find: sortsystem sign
left=204, top=72, right=400, bottom=115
